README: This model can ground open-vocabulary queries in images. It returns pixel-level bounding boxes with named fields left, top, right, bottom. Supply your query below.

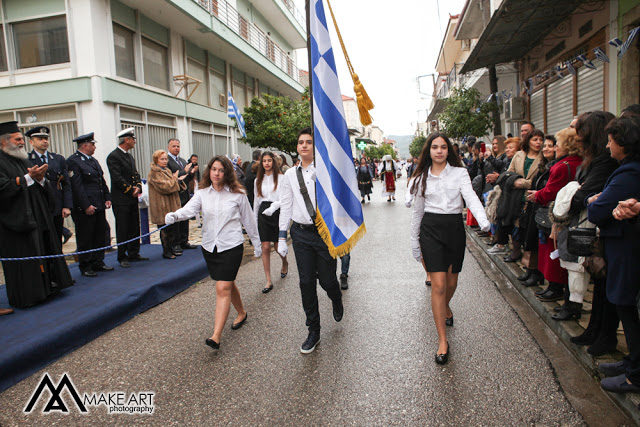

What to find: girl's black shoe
left=435, top=342, right=450, bottom=365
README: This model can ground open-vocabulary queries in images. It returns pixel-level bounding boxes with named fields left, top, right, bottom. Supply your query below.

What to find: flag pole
left=226, top=96, right=230, bottom=156
left=306, top=0, right=318, bottom=211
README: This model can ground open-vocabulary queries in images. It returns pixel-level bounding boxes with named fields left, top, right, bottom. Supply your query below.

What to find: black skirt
left=419, top=212, right=466, bottom=273
left=258, top=201, right=280, bottom=242
left=201, top=244, right=244, bottom=281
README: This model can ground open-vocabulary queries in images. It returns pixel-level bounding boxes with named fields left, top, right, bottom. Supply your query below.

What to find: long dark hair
left=575, top=111, right=616, bottom=167
left=198, top=155, right=245, bottom=193
left=255, top=151, right=280, bottom=197
left=410, top=132, right=462, bottom=196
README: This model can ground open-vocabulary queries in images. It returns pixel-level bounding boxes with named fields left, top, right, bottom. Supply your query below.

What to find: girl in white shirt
left=410, top=133, right=490, bottom=365
left=253, top=151, right=288, bottom=293
left=165, top=155, right=261, bottom=351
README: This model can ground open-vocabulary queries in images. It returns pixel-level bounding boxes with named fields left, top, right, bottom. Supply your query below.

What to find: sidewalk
left=466, top=225, right=640, bottom=424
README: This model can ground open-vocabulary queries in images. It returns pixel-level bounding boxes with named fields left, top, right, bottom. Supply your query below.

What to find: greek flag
left=609, top=37, right=624, bottom=49
left=593, top=47, right=610, bottom=63
left=227, top=92, right=246, bottom=137
left=576, top=54, right=596, bottom=70
left=566, top=60, right=576, bottom=76
left=618, top=26, right=640, bottom=59
left=309, top=0, right=366, bottom=257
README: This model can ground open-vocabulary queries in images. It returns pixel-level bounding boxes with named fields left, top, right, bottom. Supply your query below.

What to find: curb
left=466, top=226, right=640, bottom=425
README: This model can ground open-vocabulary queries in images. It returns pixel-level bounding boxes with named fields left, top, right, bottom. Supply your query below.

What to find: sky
left=294, top=0, right=467, bottom=136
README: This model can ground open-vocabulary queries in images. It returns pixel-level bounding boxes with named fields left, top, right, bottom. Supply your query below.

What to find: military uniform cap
left=117, top=127, right=135, bottom=139
left=25, top=126, right=50, bottom=138
left=73, top=132, right=96, bottom=144
left=0, top=121, right=21, bottom=135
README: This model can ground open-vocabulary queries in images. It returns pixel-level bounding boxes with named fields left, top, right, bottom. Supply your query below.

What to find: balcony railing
left=195, top=0, right=308, bottom=88
left=281, top=0, right=306, bottom=29
left=437, top=66, right=458, bottom=99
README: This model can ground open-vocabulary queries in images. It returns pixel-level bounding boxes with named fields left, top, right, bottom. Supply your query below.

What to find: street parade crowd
left=1, top=105, right=640, bottom=394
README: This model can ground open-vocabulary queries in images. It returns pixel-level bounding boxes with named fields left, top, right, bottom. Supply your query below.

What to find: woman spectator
left=279, top=154, right=291, bottom=173
left=147, top=150, right=186, bottom=259
left=588, top=116, right=640, bottom=393
left=230, top=154, right=245, bottom=182
left=527, top=129, right=582, bottom=302
left=503, top=129, right=543, bottom=270
left=253, top=152, right=288, bottom=293
left=563, top=111, right=619, bottom=355
left=165, top=155, right=261, bottom=350
left=357, top=157, right=374, bottom=203
left=486, top=135, right=508, bottom=176
left=518, top=134, right=557, bottom=286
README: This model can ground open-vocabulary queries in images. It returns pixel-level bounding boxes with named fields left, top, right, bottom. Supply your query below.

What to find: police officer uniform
left=67, top=133, right=113, bottom=277
left=106, top=128, right=147, bottom=267
left=27, top=126, right=73, bottom=244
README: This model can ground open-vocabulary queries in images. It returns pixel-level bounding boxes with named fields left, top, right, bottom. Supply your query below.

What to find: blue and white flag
left=555, top=65, right=565, bottom=79
left=227, top=92, right=246, bottom=137
left=618, top=26, right=640, bottom=59
left=609, top=37, right=624, bottom=49
left=576, top=54, right=597, bottom=69
left=593, top=47, right=610, bottom=63
left=566, top=60, right=576, bottom=76
left=309, top=0, right=365, bottom=257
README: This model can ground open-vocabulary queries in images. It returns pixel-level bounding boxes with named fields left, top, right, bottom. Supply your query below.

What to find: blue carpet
left=0, top=244, right=208, bottom=393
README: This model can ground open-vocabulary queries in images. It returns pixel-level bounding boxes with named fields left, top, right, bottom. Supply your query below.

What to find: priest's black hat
left=0, top=121, right=21, bottom=135
left=73, top=133, right=96, bottom=144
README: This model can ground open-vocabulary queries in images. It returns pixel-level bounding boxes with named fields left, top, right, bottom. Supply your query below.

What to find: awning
left=460, top=0, right=586, bottom=74
left=427, top=98, right=448, bottom=121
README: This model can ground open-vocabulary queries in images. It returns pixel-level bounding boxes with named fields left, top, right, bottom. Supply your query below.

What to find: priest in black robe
left=0, top=121, right=73, bottom=308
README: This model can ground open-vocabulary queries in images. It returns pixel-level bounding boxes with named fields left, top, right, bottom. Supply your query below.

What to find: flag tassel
left=315, top=210, right=367, bottom=259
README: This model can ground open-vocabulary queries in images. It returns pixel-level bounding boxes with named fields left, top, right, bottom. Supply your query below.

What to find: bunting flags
left=566, top=60, right=576, bottom=76
left=555, top=65, right=565, bottom=79
left=593, top=47, right=610, bottom=63
left=308, top=0, right=366, bottom=257
left=609, top=37, right=624, bottom=49
left=576, top=54, right=596, bottom=69
left=618, top=26, right=639, bottom=59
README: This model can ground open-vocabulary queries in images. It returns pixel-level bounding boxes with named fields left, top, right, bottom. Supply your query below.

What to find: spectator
left=244, top=149, right=262, bottom=207
left=520, top=121, right=534, bottom=139
left=564, top=111, right=619, bottom=355
left=527, top=129, right=581, bottom=304
left=187, top=154, right=201, bottom=196
left=279, top=153, right=290, bottom=173
left=230, top=154, right=245, bottom=182
left=147, top=150, right=185, bottom=259
left=588, top=116, right=640, bottom=393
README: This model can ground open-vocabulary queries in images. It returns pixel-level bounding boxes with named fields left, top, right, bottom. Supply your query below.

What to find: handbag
left=534, top=207, right=552, bottom=234
left=567, top=217, right=598, bottom=256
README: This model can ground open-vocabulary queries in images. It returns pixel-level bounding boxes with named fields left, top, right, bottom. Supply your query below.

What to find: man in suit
left=67, top=133, right=114, bottom=277
left=107, top=128, right=148, bottom=268
left=167, top=138, right=197, bottom=252
left=27, top=126, right=73, bottom=245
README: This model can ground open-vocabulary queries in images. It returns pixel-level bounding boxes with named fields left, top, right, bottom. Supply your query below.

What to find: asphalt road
left=0, top=177, right=587, bottom=426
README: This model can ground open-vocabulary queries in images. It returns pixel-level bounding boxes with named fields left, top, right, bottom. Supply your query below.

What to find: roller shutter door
left=529, top=90, right=544, bottom=131
left=546, top=77, right=574, bottom=135
left=577, top=66, right=604, bottom=115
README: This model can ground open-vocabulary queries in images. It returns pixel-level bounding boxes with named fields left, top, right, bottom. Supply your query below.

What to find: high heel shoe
left=445, top=313, right=454, bottom=327
left=435, top=342, right=450, bottom=365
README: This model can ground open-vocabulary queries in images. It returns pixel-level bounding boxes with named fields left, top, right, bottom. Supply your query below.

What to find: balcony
left=194, top=0, right=308, bottom=87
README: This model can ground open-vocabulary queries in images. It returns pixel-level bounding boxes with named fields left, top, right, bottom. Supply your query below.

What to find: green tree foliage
left=241, top=88, right=311, bottom=157
left=364, top=143, right=396, bottom=160
left=409, top=135, right=427, bottom=158
left=438, top=87, right=498, bottom=140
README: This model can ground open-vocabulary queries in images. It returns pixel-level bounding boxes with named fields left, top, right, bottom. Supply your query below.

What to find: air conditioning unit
left=504, top=97, right=525, bottom=122
left=219, top=94, right=226, bottom=107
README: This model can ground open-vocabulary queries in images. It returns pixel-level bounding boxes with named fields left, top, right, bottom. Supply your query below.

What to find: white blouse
left=173, top=184, right=260, bottom=253
left=410, top=163, right=490, bottom=243
left=253, top=173, right=282, bottom=220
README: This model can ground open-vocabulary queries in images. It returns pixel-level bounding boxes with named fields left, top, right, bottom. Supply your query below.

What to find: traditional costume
left=0, top=121, right=73, bottom=308
left=356, top=164, right=373, bottom=201
left=379, top=155, right=396, bottom=200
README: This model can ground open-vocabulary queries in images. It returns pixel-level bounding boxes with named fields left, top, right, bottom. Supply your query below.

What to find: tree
left=241, top=88, right=311, bottom=157
left=438, top=87, right=498, bottom=140
left=364, top=143, right=396, bottom=160
left=409, top=135, right=427, bottom=158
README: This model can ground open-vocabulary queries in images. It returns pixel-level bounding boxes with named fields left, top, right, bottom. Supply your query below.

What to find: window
left=13, top=16, right=69, bottom=69
left=142, top=37, right=169, bottom=90
left=187, top=58, right=208, bottom=105
left=209, top=69, right=225, bottom=109
left=0, top=26, right=6, bottom=72
left=113, top=23, right=136, bottom=80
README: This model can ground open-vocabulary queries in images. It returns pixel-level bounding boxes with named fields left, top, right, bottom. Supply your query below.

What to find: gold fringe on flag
left=315, top=210, right=367, bottom=259
left=325, top=0, right=374, bottom=126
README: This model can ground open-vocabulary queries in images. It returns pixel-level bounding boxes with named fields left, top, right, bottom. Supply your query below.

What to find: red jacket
left=534, top=155, right=583, bottom=207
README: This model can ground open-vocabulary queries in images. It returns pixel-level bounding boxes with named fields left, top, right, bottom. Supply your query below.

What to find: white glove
left=405, top=201, right=412, bottom=208
left=411, top=240, right=422, bottom=262
left=165, top=212, right=176, bottom=225
left=254, top=247, right=262, bottom=258
left=480, top=222, right=491, bottom=232
left=262, top=206, right=277, bottom=217
left=277, top=238, right=288, bottom=257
